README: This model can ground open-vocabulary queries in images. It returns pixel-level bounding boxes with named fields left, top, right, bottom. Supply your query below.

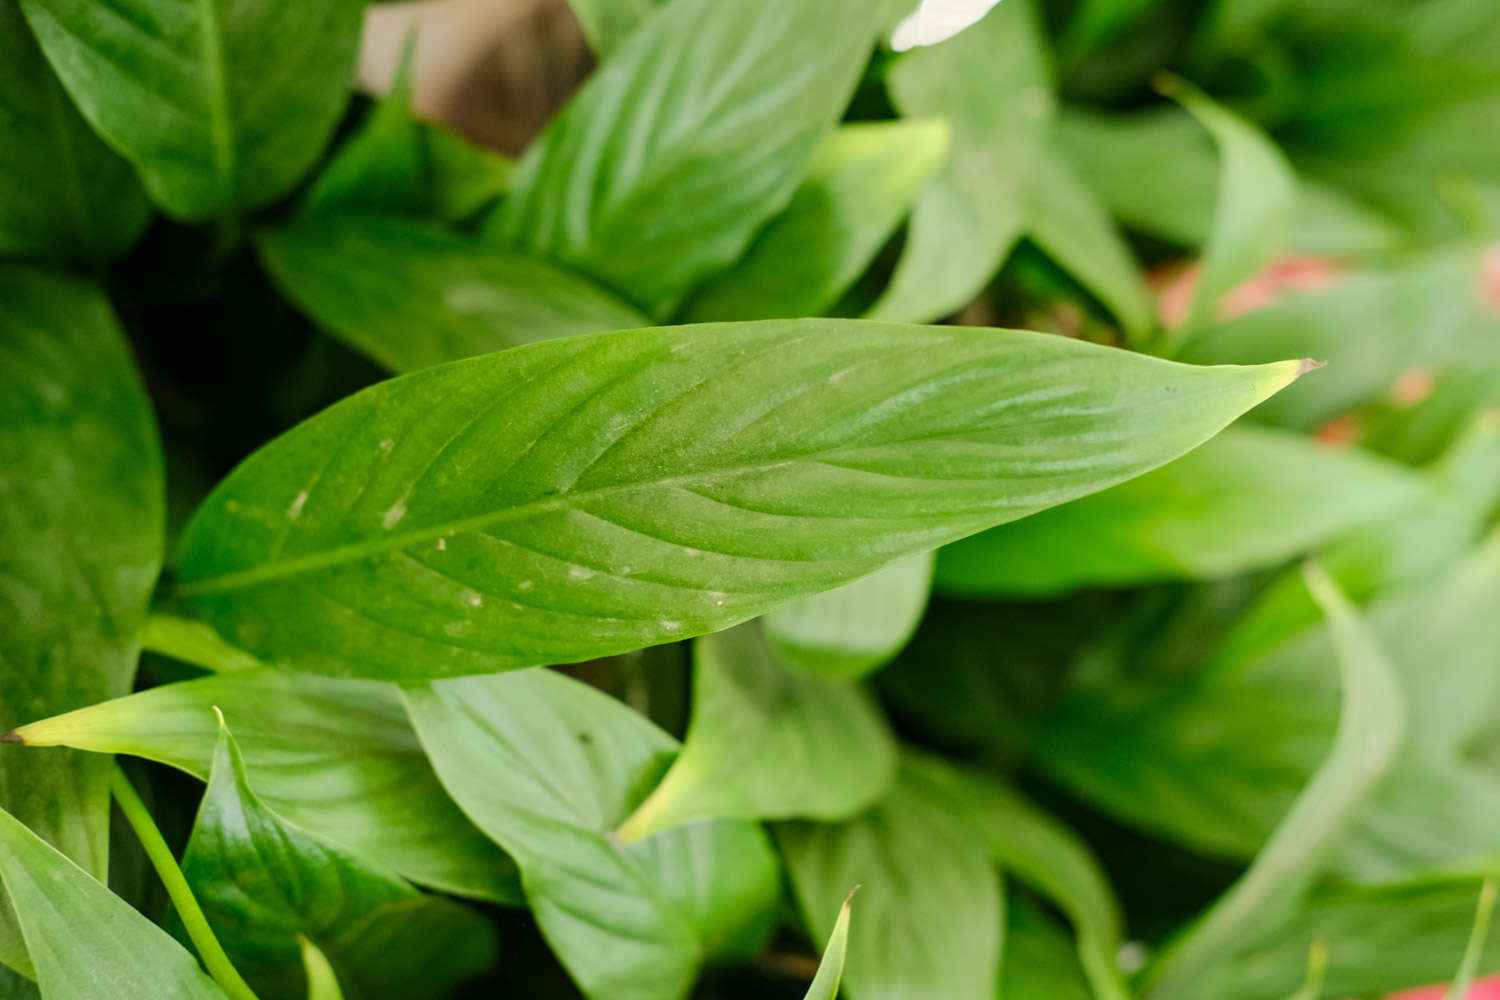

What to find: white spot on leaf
left=658, top=620, right=682, bottom=632
left=464, top=590, right=483, bottom=607
left=437, top=537, right=447, bottom=551
left=517, top=580, right=534, bottom=591
left=285, top=490, right=308, bottom=520
left=570, top=566, right=595, bottom=581
left=890, top=0, right=1004, bottom=51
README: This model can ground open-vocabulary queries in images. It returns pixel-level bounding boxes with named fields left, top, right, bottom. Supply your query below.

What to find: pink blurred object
left=1150, top=254, right=1345, bottom=329
left=1479, top=242, right=1500, bottom=317
left=1388, top=973, right=1500, bottom=999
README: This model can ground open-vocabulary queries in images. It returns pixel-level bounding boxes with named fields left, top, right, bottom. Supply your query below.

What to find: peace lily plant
left=3, top=0, right=1500, bottom=998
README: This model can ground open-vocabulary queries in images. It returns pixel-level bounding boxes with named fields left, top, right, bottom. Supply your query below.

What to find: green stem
left=110, top=765, right=260, bottom=1000
left=1443, top=878, right=1498, bottom=1000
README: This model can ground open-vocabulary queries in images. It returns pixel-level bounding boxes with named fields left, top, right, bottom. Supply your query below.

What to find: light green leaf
left=564, top=0, right=660, bottom=55
left=1141, top=565, right=1405, bottom=999
left=174, top=319, right=1303, bottom=681
left=256, top=214, right=648, bottom=373
left=0, top=267, right=163, bottom=977
left=803, top=889, right=856, bottom=1000
left=616, top=622, right=896, bottom=841
left=17, top=0, right=362, bottom=220
left=870, top=0, right=1052, bottom=323
left=1161, top=78, right=1297, bottom=339
left=181, top=718, right=496, bottom=999
left=490, top=0, right=883, bottom=318
left=778, top=754, right=1003, bottom=1000
left=683, top=119, right=950, bottom=322
left=299, top=939, right=342, bottom=1000
left=1171, top=874, right=1500, bottom=1000
left=404, top=669, right=780, bottom=1000
left=0, top=806, right=227, bottom=999
left=0, top=0, right=149, bottom=262
left=142, top=614, right=262, bottom=673
left=303, top=47, right=511, bottom=222
left=764, top=552, right=933, bottom=679
left=935, top=425, right=1425, bottom=596
left=946, top=772, right=1131, bottom=1000
left=1023, top=144, right=1155, bottom=339
left=1209, top=416, right=1500, bottom=670
left=1002, top=898, right=1096, bottom=1000
left=8, top=669, right=521, bottom=905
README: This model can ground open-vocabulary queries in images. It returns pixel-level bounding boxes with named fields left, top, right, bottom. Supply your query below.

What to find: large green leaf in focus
left=764, top=552, right=933, bottom=680
left=0, top=806, right=226, bottom=999
left=778, top=754, right=1003, bottom=1000
left=8, top=669, right=521, bottom=905
left=17, top=0, right=362, bottom=220
left=803, top=889, right=856, bottom=1000
left=404, top=669, right=780, bottom=1000
left=936, top=425, right=1425, bottom=596
left=0, top=268, right=163, bottom=978
left=490, top=0, right=883, bottom=318
left=1142, top=566, right=1405, bottom=998
left=257, top=215, right=648, bottom=373
left=683, top=120, right=950, bottom=322
left=870, top=0, right=1052, bottom=323
left=0, top=0, right=150, bottom=262
left=174, top=319, right=1303, bottom=680
left=616, top=622, right=896, bottom=841
left=181, top=718, right=496, bottom=999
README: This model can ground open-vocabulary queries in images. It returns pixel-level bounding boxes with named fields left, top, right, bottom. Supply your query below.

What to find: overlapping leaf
left=0, top=268, right=163, bottom=977
left=174, top=319, right=1303, bottom=680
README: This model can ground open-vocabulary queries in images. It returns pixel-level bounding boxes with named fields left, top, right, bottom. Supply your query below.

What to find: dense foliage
left=3, top=0, right=1500, bottom=998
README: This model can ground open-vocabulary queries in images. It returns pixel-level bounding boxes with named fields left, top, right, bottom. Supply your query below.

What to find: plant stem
left=110, top=764, right=260, bottom=1000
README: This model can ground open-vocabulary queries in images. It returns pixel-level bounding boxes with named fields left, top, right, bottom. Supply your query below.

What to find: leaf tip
left=1296, top=358, right=1328, bottom=378
left=0, top=730, right=24, bottom=745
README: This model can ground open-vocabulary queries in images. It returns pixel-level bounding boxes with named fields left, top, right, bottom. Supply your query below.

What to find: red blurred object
left=1389, top=973, right=1500, bottom=999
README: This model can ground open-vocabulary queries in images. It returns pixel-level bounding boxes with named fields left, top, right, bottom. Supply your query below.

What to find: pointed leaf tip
left=0, top=731, right=22, bottom=745
left=1298, top=358, right=1328, bottom=376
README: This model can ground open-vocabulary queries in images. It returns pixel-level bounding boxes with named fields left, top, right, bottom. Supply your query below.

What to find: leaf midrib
left=193, top=0, right=235, bottom=204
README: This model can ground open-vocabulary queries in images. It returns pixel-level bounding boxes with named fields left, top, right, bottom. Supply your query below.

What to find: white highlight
left=285, top=490, right=308, bottom=520
left=569, top=566, right=595, bottom=581
left=890, top=0, right=1004, bottom=51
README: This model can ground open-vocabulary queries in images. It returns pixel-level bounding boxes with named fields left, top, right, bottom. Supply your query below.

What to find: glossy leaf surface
left=492, top=0, right=883, bottom=318
left=9, top=669, right=521, bottom=904
left=405, top=669, right=780, bottom=1000
left=0, top=268, right=163, bottom=976
left=617, top=622, right=896, bottom=840
left=0, top=806, right=226, bottom=999
left=257, top=215, right=647, bottom=373
left=175, top=319, right=1302, bottom=680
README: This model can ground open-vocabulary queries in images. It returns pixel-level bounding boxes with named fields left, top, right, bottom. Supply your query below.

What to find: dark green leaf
left=764, top=553, right=932, bottom=679
left=404, top=669, right=780, bottom=1000
left=490, top=0, right=884, bottom=318
left=174, top=319, right=1303, bottom=680
left=936, top=426, right=1425, bottom=596
left=0, top=805, right=226, bottom=999
left=682, top=120, right=949, bottom=322
left=0, top=267, right=163, bottom=976
left=778, top=754, right=1003, bottom=1000
left=18, top=0, right=362, bottom=219
left=8, top=669, right=521, bottom=905
left=180, top=717, right=496, bottom=999
left=0, top=0, right=149, bottom=261
left=616, top=622, right=896, bottom=840
left=257, top=214, right=648, bottom=373
left=1001, top=898, right=1095, bottom=1000
left=870, top=0, right=1052, bottom=323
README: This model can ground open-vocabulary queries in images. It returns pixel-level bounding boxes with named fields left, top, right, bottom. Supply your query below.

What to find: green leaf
left=945, top=772, right=1131, bottom=1000
left=803, top=889, right=856, bottom=1000
left=181, top=717, right=496, bottom=999
left=1141, top=565, right=1405, bottom=999
left=869, top=0, right=1053, bottom=323
left=935, top=425, right=1425, bottom=596
left=778, top=754, right=1003, bottom=1000
left=256, top=214, right=648, bottom=373
left=1160, top=78, right=1297, bottom=340
left=303, top=47, right=512, bottom=222
left=0, top=0, right=150, bottom=262
left=403, top=669, right=780, bottom=1000
left=616, top=622, right=897, bottom=841
left=8, top=669, right=521, bottom=905
left=17, top=0, right=362, bottom=220
left=1023, top=144, right=1155, bottom=339
left=1170, top=874, right=1500, bottom=1000
left=1001, top=898, right=1095, bottom=1000
left=0, top=267, right=163, bottom=977
left=764, top=552, right=933, bottom=679
left=490, top=0, right=884, bottom=318
left=142, top=614, right=263, bottom=673
left=1446, top=880, right=1499, bottom=1000
left=682, top=120, right=950, bottom=322
left=174, top=319, right=1303, bottom=680
left=0, top=806, right=227, bottom=999
left=298, top=939, right=342, bottom=1000
left=564, top=0, right=661, bottom=56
